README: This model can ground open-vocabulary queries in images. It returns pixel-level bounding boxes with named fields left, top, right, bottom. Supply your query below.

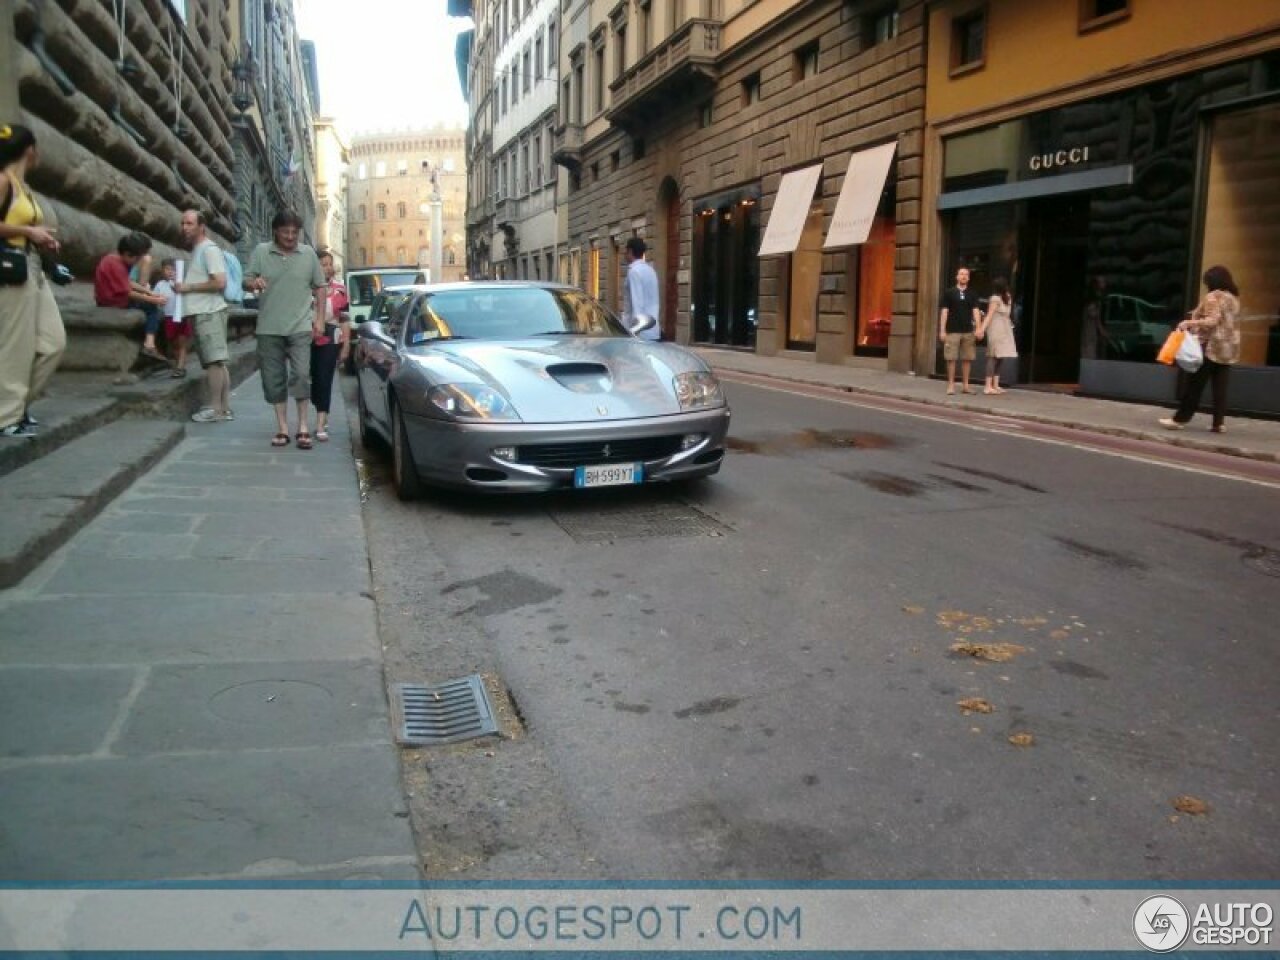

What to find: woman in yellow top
left=1159, top=265, right=1240, bottom=435
left=0, top=124, right=66, bottom=438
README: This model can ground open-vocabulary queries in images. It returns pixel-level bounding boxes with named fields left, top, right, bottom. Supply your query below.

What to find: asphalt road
left=348, top=376, right=1280, bottom=882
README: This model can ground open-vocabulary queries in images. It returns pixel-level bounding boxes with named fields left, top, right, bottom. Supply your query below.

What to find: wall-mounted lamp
left=231, top=58, right=253, bottom=113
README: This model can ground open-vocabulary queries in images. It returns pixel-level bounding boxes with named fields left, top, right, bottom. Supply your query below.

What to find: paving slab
left=0, top=377, right=417, bottom=882
left=0, top=744, right=411, bottom=881
left=0, top=420, right=185, bottom=588
left=39, top=557, right=357, bottom=596
left=0, top=594, right=379, bottom=665
left=115, top=660, right=389, bottom=754
left=0, top=666, right=138, bottom=758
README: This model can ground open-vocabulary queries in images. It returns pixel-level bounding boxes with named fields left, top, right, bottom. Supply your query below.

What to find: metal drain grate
left=392, top=676, right=498, bottom=746
left=550, top=500, right=731, bottom=543
left=1243, top=549, right=1280, bottom=579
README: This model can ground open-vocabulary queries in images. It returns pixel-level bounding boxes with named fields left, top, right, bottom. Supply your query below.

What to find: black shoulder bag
left=0, top=179, right=30, bottom=287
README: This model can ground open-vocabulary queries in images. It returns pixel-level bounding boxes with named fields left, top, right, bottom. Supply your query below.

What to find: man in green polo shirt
left=245, top=210, right=326, bottom=449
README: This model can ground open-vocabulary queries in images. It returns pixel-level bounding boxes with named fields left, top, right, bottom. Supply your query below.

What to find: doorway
left=1020, top=195, right=1091, bottom=384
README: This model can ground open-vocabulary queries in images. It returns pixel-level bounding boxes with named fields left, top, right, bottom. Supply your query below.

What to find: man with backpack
left=173, top=209, right=232, bottom=423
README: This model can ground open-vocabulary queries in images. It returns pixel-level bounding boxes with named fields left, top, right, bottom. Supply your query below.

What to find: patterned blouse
left=1188, top=289, right=1241, bottom=366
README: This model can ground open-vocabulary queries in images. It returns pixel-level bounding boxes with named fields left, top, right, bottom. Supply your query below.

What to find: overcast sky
left=294, top=0, right=472, bottom=137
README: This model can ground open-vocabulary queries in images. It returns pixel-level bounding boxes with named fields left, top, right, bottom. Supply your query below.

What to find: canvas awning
left=757, top=163, right=823, bottom=257
left=824, top=142, right=897, bottom=249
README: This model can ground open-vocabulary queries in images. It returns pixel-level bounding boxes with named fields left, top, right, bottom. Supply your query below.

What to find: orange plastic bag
left=1157, top=329, right=1185, bottom=365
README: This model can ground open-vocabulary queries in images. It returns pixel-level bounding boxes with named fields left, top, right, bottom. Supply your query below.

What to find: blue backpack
left=220, top=249, right=244, bottom=305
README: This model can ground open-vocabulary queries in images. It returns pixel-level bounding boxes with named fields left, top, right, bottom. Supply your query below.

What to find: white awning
left=824, top=142, right=897, bottom=249
left=757, top=163, right=823, bottom=257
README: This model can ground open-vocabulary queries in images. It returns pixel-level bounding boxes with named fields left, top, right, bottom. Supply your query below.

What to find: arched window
left=358, top=247, right=367, bottom=265
left=375, top=160, right=387, bottom=177
left=357, top=163, right=367, bottom=179
left=417, top=246, right=430, bottom=264
left=446, top=248, right=457, bottom=265
left=358, top=204, right=366, bottom=221
left=376, top=245, right=387, bottom=261
left=397, top=201, right=406, bottom=218
left=376, top=203, right=387, bottom=219
left=396, top=246, right=407, bottom=264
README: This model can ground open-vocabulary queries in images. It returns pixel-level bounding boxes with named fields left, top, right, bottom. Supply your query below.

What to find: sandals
left=315, top=429, right=330, bottom=442
left=271, top=433, right=290, bottom=447
left=295, top=431, right=314, bottom=450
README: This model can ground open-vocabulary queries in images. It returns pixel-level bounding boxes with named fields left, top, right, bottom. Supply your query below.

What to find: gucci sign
left=1029, top=146, right=1091, bottom=172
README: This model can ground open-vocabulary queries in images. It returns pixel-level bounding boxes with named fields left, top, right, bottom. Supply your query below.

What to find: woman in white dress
left=977, top=277, right=1017, bottom=395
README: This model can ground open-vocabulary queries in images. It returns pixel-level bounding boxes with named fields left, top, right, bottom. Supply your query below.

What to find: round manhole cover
left=209, top=679, right=333, bottom=722
left=1242, top=549, right=1280, bottom=578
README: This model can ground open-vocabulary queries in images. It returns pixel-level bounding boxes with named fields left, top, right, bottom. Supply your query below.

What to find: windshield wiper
left=530, top=330, right=592, bottom=336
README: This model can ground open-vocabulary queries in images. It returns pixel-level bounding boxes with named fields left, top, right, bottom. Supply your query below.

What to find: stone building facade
left=313, top=116, right=349, bottom=269
left=483, top=0, right=560, bottom=282
left=552, top=0, right=925, bottom=363
left=921, top=0, right=1280, bottom=412
left=2, top=0, right=241, bottom=273
left=346, top=129, right=467, bottom=283
left=1, top=0, right=317, bottom=275
left=228, top=0, right=318, bottom=260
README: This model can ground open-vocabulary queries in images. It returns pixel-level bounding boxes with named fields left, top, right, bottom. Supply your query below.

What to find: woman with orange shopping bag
left=1158, top=265, right=1240, bottom=434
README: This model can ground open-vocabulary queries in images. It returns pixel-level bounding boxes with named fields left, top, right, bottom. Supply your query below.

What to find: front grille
left=517, top=435, right=684, bottom=468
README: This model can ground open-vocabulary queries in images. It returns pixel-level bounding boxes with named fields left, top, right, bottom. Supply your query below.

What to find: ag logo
left=1134, top=895, right=1190, bottom=952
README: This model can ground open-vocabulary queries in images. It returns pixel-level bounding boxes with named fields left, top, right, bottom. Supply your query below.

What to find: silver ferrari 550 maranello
left=354, top=282, right=731, bottom=498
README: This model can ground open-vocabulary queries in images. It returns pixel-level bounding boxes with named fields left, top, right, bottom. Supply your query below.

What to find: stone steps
left=0, top=419, right=185, bottom=588
left=0, top=317, right=260, bottom=588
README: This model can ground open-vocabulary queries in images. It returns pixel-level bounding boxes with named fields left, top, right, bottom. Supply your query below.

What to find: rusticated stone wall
left=8, top=0, right=238, bottom=275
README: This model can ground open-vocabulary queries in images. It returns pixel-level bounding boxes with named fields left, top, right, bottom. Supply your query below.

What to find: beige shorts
left=192, top=308, right=229, bottom=367
left=944, top=332, right=977, bottom=362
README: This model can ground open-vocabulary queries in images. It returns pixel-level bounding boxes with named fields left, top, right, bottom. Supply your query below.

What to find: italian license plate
left=574, top=462, right=644, bottom=488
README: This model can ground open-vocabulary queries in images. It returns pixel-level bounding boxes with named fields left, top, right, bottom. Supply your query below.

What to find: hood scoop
left=546, top=362, right=612, bottom=394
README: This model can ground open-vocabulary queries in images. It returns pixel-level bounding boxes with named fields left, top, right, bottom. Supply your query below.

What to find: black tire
left=356, top=382, right=385, bottom=453
left=391, top=401, right=425, bottom=501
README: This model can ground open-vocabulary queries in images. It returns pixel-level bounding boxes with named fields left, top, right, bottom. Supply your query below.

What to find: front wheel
left=391, top=402, right=425, bottom=501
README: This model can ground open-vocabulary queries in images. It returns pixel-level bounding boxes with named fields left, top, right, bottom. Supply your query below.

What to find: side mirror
left=357, top=320, right=395, bottom=347
left=628, top=313, right=657, bottom=336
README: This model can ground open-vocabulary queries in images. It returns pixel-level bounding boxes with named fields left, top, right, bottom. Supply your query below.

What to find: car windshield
left=414, top=287, right=630, bottom=341
left=347, top=272, right=421, bottom=306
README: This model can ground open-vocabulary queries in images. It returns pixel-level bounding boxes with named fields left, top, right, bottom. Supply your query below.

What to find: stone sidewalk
left=0, top=375, right=419, bottom=882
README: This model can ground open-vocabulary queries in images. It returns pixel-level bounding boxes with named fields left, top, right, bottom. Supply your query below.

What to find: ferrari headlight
left=673, top=371, right=723, bottom=410
left=427, top=383, right=520, bottom=420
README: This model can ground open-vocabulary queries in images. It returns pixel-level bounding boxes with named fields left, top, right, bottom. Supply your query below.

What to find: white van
left=345, top=267, right=428, bottom=326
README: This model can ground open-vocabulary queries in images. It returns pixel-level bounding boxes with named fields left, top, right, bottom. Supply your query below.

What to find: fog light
left=492, top=446, right=517, bottom=462
left=680, top=433, right=704, bottom=450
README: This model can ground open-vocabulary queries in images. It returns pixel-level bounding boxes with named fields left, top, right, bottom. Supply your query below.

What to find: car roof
left=417, top=281, right=576, bottom=294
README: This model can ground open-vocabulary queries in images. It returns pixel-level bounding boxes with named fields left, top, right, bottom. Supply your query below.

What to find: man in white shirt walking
left=173, top=209, right=231, bottom=422
left=620, top=237, right=660, bottom=341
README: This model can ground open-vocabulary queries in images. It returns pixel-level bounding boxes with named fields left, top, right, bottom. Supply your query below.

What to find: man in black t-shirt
left=939, top=267, right=981, bottom=395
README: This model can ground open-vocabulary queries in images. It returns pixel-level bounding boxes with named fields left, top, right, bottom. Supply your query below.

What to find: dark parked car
left=345, top=285, right=417, bottom=375
left=355, top=282, right=731, bottom=498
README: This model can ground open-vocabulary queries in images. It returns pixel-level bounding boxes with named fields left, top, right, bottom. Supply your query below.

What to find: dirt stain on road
left=674, top=696, right=741, bottom=719
left=933, top=461, right=1046, bottom=493
left=1052, top=536, right=1148, bottom=571
left=849, top=472, right=928, bottom=497
left=728, top=429, right=900, bottom=455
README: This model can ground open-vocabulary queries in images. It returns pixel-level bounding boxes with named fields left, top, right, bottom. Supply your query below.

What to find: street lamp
left=231, top=58, right=253, bottom=114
